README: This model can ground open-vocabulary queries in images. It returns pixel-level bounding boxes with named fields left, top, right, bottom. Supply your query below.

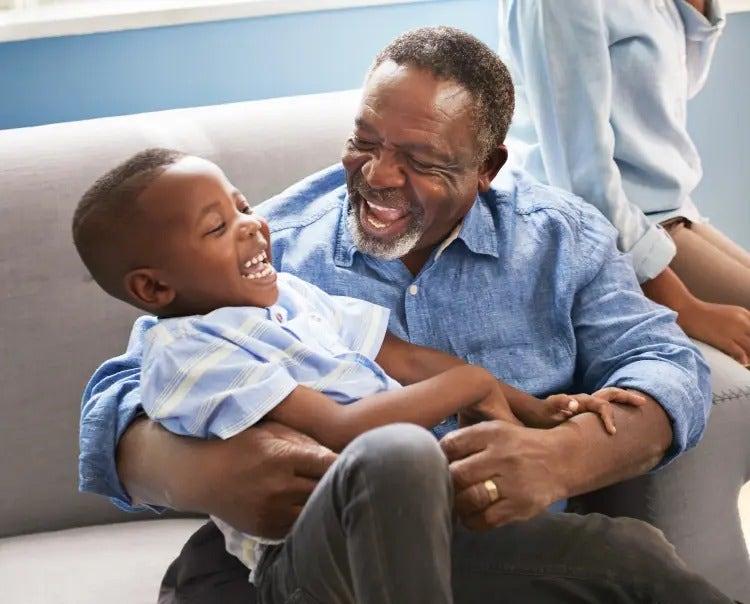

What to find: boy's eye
left=240, top=203, right=252, bottom=215
left=204, top=221, right=226, bottom=236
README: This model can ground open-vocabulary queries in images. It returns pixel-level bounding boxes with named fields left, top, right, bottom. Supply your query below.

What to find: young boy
left=72, top=148, right=644, bottom=580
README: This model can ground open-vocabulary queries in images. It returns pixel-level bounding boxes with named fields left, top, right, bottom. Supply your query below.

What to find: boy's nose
left=237, top=216, right=261, bottom=239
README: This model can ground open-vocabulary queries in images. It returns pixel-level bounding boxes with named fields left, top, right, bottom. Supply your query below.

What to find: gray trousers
left=245, top=424, right=732, bottom=604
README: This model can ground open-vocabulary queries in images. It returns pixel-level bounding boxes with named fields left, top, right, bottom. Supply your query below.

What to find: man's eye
left=351, top=136, right=376, bottom=150
left=410, top=157, right=434, bottom=171
left=205, top=222, right=226, bottom=236
left=239, top=203, right=252, bottom=215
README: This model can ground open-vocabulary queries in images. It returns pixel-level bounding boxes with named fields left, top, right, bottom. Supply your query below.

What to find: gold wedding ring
left=483, top=478, right=500, bottom=503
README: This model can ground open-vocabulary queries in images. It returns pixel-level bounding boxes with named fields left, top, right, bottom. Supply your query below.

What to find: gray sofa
left=1, top=89, right=749, bottom=603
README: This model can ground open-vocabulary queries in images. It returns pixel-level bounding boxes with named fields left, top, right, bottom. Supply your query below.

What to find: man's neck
left=400, top=248, right=435, bottom=276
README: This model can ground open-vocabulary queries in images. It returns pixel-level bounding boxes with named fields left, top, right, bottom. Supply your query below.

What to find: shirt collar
left=452, top=193, right=500, bottom=259
left=333, top=191, right=499, bottom=268
left=334, top=193, right=357, bottom=267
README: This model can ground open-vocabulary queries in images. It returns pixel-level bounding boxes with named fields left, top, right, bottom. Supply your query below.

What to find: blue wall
left=0, top=1, right=747, bottom=246
left=0, top=0, right=497, bottom=129
left=687, top=11, right=750, bottom=250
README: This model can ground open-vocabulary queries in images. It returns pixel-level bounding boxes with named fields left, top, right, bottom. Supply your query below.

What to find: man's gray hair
left=369, top=26, right=515, bottom=161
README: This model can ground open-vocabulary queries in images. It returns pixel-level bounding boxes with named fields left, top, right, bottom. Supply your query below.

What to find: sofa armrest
left=567, top=340, right=750, bottom=602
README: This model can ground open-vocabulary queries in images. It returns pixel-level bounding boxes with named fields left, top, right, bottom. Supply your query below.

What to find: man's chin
left=347, top=212, right=420, bottom=261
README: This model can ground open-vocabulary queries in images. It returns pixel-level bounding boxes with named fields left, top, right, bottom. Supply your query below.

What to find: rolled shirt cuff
left=628, top=223, right=677, bottom=283
left=604, top=357, right=711, bottom=469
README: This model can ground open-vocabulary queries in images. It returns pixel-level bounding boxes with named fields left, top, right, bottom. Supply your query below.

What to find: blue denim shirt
left=499, top=0, right=725, bottom=282
left=79, top=164, right=711, bottom=509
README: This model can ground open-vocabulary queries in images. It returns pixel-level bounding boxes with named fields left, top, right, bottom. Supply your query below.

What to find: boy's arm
left=267, top=364, right=505, bottom=452
left=376, top=332, right=544, bottom=423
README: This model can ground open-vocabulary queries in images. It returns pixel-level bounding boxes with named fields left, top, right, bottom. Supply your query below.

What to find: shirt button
left=409, top=284, right=419, bottom=296
left=275, top=312, right=283, bottom=322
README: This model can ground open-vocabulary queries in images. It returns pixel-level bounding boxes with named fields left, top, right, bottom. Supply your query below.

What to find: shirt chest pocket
left=466, top=339, right=574, bottom=392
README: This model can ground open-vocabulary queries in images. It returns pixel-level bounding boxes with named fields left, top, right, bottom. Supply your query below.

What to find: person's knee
left=338, top=424, right=450, bottom=498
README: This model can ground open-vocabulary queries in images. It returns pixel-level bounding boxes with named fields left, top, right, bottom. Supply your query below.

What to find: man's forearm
left=548, top=394, right=672, bottom=497
left=117, top=417, right=209, bottom=511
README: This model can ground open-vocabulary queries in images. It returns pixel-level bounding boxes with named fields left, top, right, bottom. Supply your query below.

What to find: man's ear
left=477, top=145, right=508, bottom=193
left=123, top=268, right=175, bottom=311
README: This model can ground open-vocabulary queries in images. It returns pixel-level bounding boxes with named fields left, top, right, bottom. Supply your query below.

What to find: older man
left=79, top=27, right=730, bottom=603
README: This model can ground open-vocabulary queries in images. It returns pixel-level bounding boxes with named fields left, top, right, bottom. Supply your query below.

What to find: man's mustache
left=350, top=175, right=408, bottom=211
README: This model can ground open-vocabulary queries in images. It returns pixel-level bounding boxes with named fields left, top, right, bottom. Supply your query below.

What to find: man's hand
left=440, top=421, right=565, bottom=530
left=196, top=422, right=337, bottom=538
left=678, top=300, right=750, bottom=366
left=119, top=419, right=337, bottom=540
left=439, top=391, right=671, bottom=532
left=541, top=388, right=647, bottom=434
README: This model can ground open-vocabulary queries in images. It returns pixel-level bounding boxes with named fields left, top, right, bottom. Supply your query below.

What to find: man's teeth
left=244, top=250, right=267, bottom=269
left=367, top=215, right=389, bottom=228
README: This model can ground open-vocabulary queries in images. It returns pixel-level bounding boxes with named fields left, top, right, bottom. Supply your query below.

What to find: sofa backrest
left=0, top=89, right=360, bottom=537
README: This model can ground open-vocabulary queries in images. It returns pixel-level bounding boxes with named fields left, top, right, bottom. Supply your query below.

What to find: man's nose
left=363, top=149, right=406, bottom=190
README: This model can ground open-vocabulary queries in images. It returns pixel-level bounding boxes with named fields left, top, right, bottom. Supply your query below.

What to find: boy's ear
left=477, top=145, right=508, bottom=193
left=123, top=268, right=175, bottom=311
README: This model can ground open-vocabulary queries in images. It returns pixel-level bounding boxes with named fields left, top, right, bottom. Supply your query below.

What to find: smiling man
left=78, top=27, right=732, bottom=603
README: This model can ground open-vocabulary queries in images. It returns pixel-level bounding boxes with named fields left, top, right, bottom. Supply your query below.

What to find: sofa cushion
left=0, top=518, right=207, bottom=604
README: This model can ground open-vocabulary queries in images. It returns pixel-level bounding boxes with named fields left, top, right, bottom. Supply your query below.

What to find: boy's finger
left=594, top=401, right=617, bottom=434
left=596, top=387, right=647, bottom=406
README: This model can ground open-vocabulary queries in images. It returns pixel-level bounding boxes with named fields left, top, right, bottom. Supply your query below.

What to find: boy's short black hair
left=72, top=147, right=186, bottom=301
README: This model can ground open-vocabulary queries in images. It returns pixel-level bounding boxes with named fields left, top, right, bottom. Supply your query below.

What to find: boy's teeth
left=242, top=264, right=274, bottom=280
left=244, top=250, right=267, bottom=268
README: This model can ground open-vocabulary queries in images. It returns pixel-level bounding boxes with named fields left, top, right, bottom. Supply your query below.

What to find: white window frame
left=0, top=0, right=435, bottom=42
left=1, top=0, right=749, bottom=43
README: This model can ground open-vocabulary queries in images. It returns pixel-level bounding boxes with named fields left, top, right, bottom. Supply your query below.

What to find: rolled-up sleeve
left=502, top=0, right=675, bottom=282
left=78, top=315, right=157, bottom=511
left=571, top=205, right=711, bottom=467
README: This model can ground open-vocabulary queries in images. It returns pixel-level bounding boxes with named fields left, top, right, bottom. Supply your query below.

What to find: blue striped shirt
left=141, top=272, right=397, bottom=440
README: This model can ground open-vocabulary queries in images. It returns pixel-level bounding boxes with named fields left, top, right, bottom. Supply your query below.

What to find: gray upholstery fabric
left=569, top=340, right=750, bottom=601
left=0, top=519, right=205, bottom=604
left=1, top=89, right=747, bottom=601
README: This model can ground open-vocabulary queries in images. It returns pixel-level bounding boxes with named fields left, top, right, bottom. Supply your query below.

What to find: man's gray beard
left=346, top=206, right=423, bottom=261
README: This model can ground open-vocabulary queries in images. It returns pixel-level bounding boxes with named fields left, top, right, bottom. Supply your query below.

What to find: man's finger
left=447, top=451, right=497, bottom=491
left=453, top=481, right=496, bottom=516
left=285, top=476, right=322, bottom=504
left=288, top=442, right=337, bottom=479
left=461, top=497, right=542, bottom=531
left=439, top=422, right=493, bottom=462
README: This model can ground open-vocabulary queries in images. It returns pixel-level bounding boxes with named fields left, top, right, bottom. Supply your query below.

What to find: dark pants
left=159, top=425, right=733, bottom=604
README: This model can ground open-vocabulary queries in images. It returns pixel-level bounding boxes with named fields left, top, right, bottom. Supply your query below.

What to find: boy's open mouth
left=240, top=250, right=275, bottom=280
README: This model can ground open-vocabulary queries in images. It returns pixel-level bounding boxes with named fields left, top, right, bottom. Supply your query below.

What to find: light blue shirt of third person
left=78, top=163, right=711, bottom=510
left=499, top=0, right=726, bottom=282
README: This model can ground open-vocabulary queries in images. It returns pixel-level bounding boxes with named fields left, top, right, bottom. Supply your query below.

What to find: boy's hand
left=459, top=381, right=523, bottom=428
left=541, top=388, right=647, bottom=434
